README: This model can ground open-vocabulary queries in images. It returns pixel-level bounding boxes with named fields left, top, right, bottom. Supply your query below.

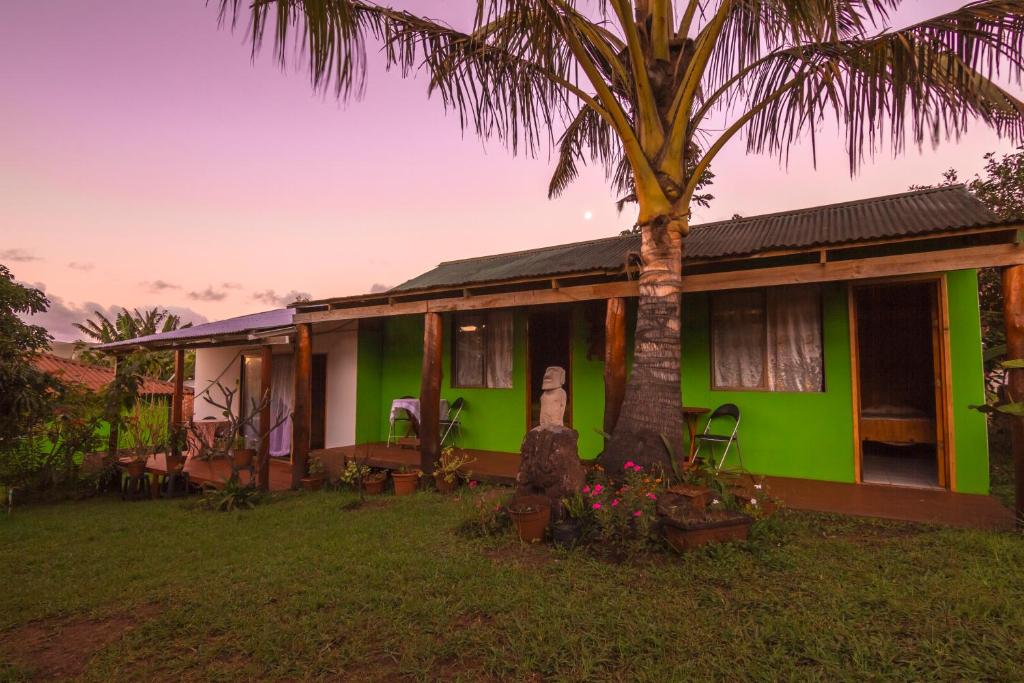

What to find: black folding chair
left=693, top=403, right=744, bottom=471
left=440, top=397, right=465, bottom=447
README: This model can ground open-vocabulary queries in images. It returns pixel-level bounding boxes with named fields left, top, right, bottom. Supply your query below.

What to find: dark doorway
left=853, top=281, right=945, bottom=488
left=311, top=354, right=327, bottom=450
left=528, top=307, right=572, bottom=428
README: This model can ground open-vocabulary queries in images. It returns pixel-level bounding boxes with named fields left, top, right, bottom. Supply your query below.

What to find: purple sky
left=2, top=1, right=1021, bottom=340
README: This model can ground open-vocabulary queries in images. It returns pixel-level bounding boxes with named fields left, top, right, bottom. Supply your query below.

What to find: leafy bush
left=457, top=487, right=512, bottom=538
left=198, top=480, right=262, bottom=512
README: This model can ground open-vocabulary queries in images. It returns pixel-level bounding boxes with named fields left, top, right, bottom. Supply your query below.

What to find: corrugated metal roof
left=32, top=353, right=189, bottom=395
left=394, top=186, right=1003, bottom=292
left=97, top=308, right=294, bottom=351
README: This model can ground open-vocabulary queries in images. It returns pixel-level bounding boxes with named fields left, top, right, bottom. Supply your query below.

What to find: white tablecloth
left=389, top=398, right=449, bottom=424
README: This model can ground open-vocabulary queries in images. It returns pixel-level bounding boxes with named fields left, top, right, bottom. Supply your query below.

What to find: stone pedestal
left=516, top=425, right=585, bottom=521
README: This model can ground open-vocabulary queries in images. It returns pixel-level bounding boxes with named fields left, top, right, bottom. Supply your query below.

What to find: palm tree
left=220, top=0, right=1024, bottom=469
left=75, top=307, right=193, bottom=381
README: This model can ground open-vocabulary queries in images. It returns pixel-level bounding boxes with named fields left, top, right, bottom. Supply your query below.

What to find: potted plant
left=660, top=509, right=753, bottom=552
left=339, top=459, right=371, bottom=490
left=231, top=434, right=256, bottom=470
left=552, top=491, right=587, bottom=548
left=391, top=465, right=421, bottom=496
left=118, top=399, right=166, bottom=479
left=507, top=496, right=550, bottom=543
left=433, top=447, right=474, bottom=493
left=301, top=455, right=327, bottom=491
left=363, top=469, right=388, bottom=495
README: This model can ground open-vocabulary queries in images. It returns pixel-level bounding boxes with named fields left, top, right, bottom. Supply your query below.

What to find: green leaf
left=995, top=402, right=1024, bottom=417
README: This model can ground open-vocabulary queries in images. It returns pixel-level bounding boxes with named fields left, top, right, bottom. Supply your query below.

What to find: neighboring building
left=98, top=186, right=1024, bottom=527
left=32, top=353, right=194, bottom=419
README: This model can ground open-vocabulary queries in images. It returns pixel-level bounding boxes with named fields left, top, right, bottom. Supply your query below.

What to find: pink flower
left=468, top=480, right=478, bottom=489
left=624, top=460, right=636, bottom=470
left=646, top=492, right=657, bottom=500
left=633, top=510, right=643, bottom=517
left=611, top=498, right=619, bottom=507
left=582, top=485, right=590, bottom=494
left=632, top=464, right=643, bottom=472
left=592, top=502, right=602, bottom=510
left=593, top=484, right=604, bottom=494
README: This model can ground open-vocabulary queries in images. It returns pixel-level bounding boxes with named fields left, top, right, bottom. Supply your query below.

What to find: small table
left=681, top=406, right=711, bottom=464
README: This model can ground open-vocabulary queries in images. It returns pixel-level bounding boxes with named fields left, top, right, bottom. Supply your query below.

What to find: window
left=711, top=285, right=823, bottom=392
left=453, top=311, right=514, bottom=388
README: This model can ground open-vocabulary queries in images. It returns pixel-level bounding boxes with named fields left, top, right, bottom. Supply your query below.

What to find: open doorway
left=852, top=280, right=948, bottom=489
left=527, top=307, right=572, bottom=428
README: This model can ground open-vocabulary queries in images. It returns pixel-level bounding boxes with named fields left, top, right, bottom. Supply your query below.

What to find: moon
left=583, top=211, right=593, bottom=220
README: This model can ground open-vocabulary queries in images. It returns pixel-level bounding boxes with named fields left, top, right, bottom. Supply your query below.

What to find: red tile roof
left=31, top=353, right=191, bottom=397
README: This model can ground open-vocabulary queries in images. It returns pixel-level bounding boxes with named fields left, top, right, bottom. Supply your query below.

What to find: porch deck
left=145, top=453, right=295, bottom=492
left=763, top=476, right=1015, bottom=530
left=312, top=443, right=520, bottom=485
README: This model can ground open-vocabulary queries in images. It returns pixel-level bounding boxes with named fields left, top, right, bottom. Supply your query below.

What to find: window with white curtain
left=711, top=285, right=823, bottom=392
left=453, top=310, right=514, bottom=388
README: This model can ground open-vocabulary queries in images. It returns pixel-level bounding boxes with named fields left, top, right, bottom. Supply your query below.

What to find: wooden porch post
left=107, top=354, right=120, bottom=458
left=291, top=323, right=313, bottom=490
left=170, top=348, right=185, bottom=457
left=258, top=345, right=273, bottom=492
left=604, top=297, right=628, bottom=434
left=420, top=312, right=443, bottom=476
left=1002, top=265, right=1024, bottom=527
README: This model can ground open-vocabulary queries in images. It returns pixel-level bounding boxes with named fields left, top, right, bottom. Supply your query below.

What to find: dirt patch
left=0, top=604, right=160, bottom=680
left=483, top=543, right=553, bottom=569
left=341, top=498, right=393, bottom=512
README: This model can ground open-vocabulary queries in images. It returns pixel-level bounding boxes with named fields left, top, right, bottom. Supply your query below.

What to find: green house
left=103, top=186, right=1024, bottom=526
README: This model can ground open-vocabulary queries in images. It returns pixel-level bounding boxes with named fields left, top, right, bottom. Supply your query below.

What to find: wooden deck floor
left=146, top=453, right=294, bottom=492
left=761, top=475, right=1015, bottom=530
left=312, top=443, right=520, bottom=484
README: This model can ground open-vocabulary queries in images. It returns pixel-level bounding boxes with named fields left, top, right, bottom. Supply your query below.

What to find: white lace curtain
left=454, top=310, right=513, bottom=388
left=712, top=285, right=823, bottom=392
left=269, top=357, right=294, bottom=457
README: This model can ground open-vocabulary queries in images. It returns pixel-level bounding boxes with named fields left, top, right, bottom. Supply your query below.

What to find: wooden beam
left=291, top=323, right=312, bottom=490
left=1002, top=265, right=1024, bottom=528
left=170, top=348, right=185, bottom=457
left=106, top=355, right=119, bottom=458
left=258, top=345, right=273, bottom=492
left=419, top=312, right=443, bottom=476
left=681, top=243, right=1024, bottom=293
left=603, top=297, right=627, bottom=435
left=294, top=244, right=1024, bottom=324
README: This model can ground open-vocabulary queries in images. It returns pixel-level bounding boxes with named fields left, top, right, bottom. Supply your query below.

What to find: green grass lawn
left=1, top=492, right=1022, bottom=682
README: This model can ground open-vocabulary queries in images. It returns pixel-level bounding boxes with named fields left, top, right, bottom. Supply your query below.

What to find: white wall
left=193, top=346, right=244, bottom=421
left=313, top=322, right=359, bottom=448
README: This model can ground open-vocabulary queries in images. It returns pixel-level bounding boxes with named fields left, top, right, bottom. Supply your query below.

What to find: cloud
left=221, top=282, right=242, bottom=290
left=67, top=261, right=94, bottom=271
left=1, top=248, right=40, bottom=262
left=369, top=283, right=392, bottom=293
left=144, top=279, right=180, bottom=292
left=18, top=284, right=209, bottom=342
left=252, top=289, right=313, bottom=307
left=187, top=286, right=227, bottom=301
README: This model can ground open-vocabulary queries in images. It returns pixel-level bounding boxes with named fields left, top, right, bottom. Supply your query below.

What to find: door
left=851, top=279, right=949, bottom=489
left=527, top=307, right=572, bottom=429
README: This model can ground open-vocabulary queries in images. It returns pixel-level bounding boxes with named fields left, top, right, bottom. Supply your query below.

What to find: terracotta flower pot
left=507, top=501, right=550, bottom=543
left=661, top=512, right=752, bottom=553
left=363, top=474, right=387, bottom=495
left=165, top=454, right=186, bottom=475
left=302, top=475, right=326, bottom=492
left=122, top=459, right=146, bottom=478
left=391, top=471, right=420, bottom=496
left=232, top=448, right=256, bottom=468
left=434, top=475, right=457, bottom=494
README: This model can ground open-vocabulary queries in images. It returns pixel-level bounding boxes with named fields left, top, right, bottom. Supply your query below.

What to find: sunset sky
left=2, top=0, right=1021, bottom=340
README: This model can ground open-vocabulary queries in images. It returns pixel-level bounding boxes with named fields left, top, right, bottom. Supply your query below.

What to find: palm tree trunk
left=602, top=219, right=684, bottom=472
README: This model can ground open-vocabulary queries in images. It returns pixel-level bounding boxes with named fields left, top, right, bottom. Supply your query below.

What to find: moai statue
left=538, top=366, right=567, bottom=427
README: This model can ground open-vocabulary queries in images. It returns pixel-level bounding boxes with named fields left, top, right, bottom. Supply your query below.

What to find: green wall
left=680, top=283, right=856, bottom=482
left=946, top=270, right=989, bottom=494
left=352, top=272, right=991, bottom=492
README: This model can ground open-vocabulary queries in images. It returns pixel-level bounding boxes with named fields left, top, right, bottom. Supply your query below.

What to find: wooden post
left=604, top=297, right=627, bottom=434
left=1002, top=265, right=1024, bottom=527
left=420, top=312, right=443, bottom=476
left=107, top=354, right=120, bottom=458
left=258, top=345, right=273, bottom=492
left=170, top=348, right=185, bottom=457
left=291, top=323, right=313, bottom=490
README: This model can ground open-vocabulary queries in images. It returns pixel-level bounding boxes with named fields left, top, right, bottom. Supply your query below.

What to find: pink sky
left=2, top=1, right=1021, bottom=340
